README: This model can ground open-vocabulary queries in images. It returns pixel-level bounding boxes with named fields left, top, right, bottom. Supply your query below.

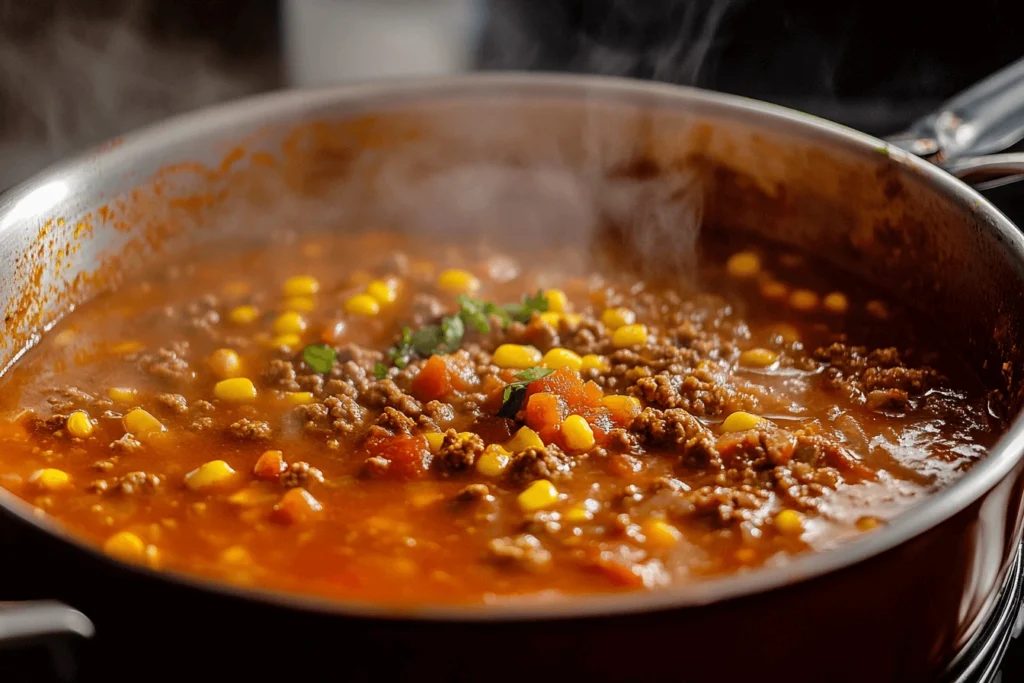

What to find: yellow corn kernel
left=104, top=531, right=145, bottom=561
left=518, top=479, right=559, bottom=512
left=612, top=324, right=648, bottom=348
left=283, top=391, right=315, bottom=406
left=344, top=293, right=380, bottom=316
left=721, top=411, right=762, bottom=433
left=282, top=296, right=315, bottom=313
left=856, top=516, right=883, bottom=531
left=493, top=344, right=542, bottom=369
left=544, top=288, right=569, bottom=313
left=220, top=545, right=252, bottom=564
left=643, top=519, right=682, bottom=548
left=208, top=348, right=242, bottom=379
left=600, top=395, right=642, bottom=416
left=789, top=289, right=819, bottom=312
left=770, top=323, right=801, bottom=344
left=476, top=444, right=511, bottom=477
left=775, top=509, right=805, bottom=536
left=601, top=307, right=636, bottom=329
left=272, top=311, right=307, bottom=336
left=739, top=348, right=778, bottom=368
left=367, top=279, right=399, bottom=305
left=507, top=426, right=544, bottom=452
left=726, top=251, right=761, bottom=278
left=227, top=488, right=279, bottom=506
left=564, top=500, right=597, bottom=523
left=123, top=408, right=166, bottom=440
left=542, top=347, right=583, bottom=371
left=581, top=354, right=610, bottom=373
left=437, top=269, right=479, bottom=294
left=537, top=311, right=561, bottom=327
left=110, top=340, right=143, bottom=355
left=761, top=280, right=789, bottom=300
left=28, top=468, right=70, bottom=491
left=424, top=432, right=445, bottom=453
left=214, top=377, right=257, bottom=403
left=268, top=334, right=301, bottom=350
left=107, top=387, right=137, bottom=403
left=66, top=410, right=94, bottom=439
left=561, top=415, right=596, bottom=452
left=283, top=275, right=320, bottom=297
left=563, top=313, right=582, bottom=327
left=822, top=292, right=848, bottom=314
left=185, top=460, right=238, bottom=492
left=228, top=305, right=259, bottom=325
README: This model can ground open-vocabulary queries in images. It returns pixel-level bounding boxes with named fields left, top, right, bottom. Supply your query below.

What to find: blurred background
left=1, top=0, right=1023, bottom=190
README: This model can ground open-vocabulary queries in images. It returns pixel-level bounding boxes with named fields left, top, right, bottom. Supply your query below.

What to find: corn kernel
left=643, top=519, right=682, bottom=548
left=273, top=311, right=307, bottom=336
left=823, top=292, right=848, bottom=314
left=721, top=411, right=762, bottom=433
left=581, top=354, right=610, bottom=373
left=493, top=344, right=542, bottom=369
left=856, top=516, right=883, bottom=531
left=437, top=269, right=479, bottom=294
left=476, top=445, right=511, bottom=477
left=564, top=500, right=597, bottom=523
left=739, top=348, right=778, bottom=368
left=775, top=509, right=805, bottom=536
left=214, top=377, right=257, bottom=403
left=282, top=296, right=315, bottom=313
left=221, top=545, right=252, bottom=564
left=601, top=307, right=636, bottom=329
left=424, top=432, right=445, bottom=453
left=123, top=408, right=166, bottom=440
left=367, top=279, right=399, bottom=305
left=227, top=488, right=279, bottom=506
left=283, top=275, right=320, bottom=297
left=538, top=311, right=561, bottom=327
left=208, top=348, right=242, bottom=379
left=107, top=387, right=137, bottom=403
left=185, top=460, right=238, bottom=492
left=283, top=391, right=315, bottom=406
left=66, top=410, right=94, bottom=439
left=600, top=395, right=642, bottom=418
left=544, top=288, right=569, bottom=313
left=110, top=340, right=143, bottom=355
left=726, top=251, right=761, bottom=278
left=612, top=324, right=648, bottom=348
left=518, top=479, right=559, bottom=512
left=770, top=323, right=801, bottom=344
left=269, top=334, right=301, bottom=350
left=28, top=468, right=70, bottom=491
left=229, top=305, right=259, bottom=324
left=561, top=415, right=596, bottom=452
left=344, top=293, right=380, bottom=316
left=789, top=289, right=819, bottom=312
left=563, top=313, right=582, bottom=327
left=542, top=347, right=583, bottom=371
left=761, top=280, right=789, bottom=300
left=507, top=426, right=544, bottom=452
left=104, top=531, right=145, bottom=561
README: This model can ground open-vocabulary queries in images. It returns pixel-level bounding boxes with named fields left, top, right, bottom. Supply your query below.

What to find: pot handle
left=941, top=154, right=1024, bottom=191
left=0, top=601, right=93, bottom=647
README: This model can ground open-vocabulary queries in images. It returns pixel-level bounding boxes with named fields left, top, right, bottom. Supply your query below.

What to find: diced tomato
left=271, top=487, right=323, bottom=525
left=253, top=450, right=287, bottom=481
left=320, top=320, right=347, bottom=344
left=365, top=433, right=432, bottom=480
left=581, top=552, right=644, bottom=587
left=525, top=392, right=567, bottom=432
left=583, top=380, right=604, bottom=405
left=525, top=368, right=594, bottom=413
left=446, top=355, right=480, bottom=392
left=538, top=424, right=561, bottom=446
left=411, top=355, right=451, bottom=402
left=582, top=407, right=615, bottom=446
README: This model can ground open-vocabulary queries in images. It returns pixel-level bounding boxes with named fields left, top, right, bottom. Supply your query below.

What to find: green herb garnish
left=302, top=343, right=337, bottom=374
left=503, top=290, right=549, bottom=324
left=497, top=366, right=556, bottom=419
left=373, top=362, right=388, bottom=380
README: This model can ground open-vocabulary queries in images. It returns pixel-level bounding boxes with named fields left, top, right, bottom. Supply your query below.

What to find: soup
left=0, top=228, right=1000, bottom=605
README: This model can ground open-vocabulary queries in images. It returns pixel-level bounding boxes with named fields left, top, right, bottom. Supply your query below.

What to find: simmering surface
left=0, top=229, right=1001, bottom=605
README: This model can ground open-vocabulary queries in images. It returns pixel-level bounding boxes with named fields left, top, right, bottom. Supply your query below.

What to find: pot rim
left=3, top=71, right=1024, bottom=622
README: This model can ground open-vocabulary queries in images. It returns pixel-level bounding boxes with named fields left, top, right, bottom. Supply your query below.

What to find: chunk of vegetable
left=272, top=487, right=323, bottom=525
left=214, top=377, right=257, bottom=403
left=411, top=355, right=452, bottom=402
left=517, top=479, right=559, bottom=511
left=65, top=410, right=94, bottom=439
left=253, top=450, right=287, bottom=481
left=185, top=460, right=238, bottom=492
left=123, top=408, right=166, bottom=440
left=493, top=344, right=542, bottom=370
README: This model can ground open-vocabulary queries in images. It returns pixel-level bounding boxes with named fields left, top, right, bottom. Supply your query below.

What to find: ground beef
left=363, top=379, right=421, bottom=416
left=772, top=461, right=842, bottom=511
left=280, top=462, right=324, bottom=489
left=410, top=293, right=445, bottom=327
left=686, top=484, right=772, bottom=526
left=330, top=361, right=373, bottom=398
left=361, top=455, right=390, bottom=478
left=262, top=359, right=300, bottom=392
left=114, top=471, right=161, bottom=495
left=324, top=378, right=358, bottom=400
left=813, top=343, right=937, bottom=406
left=421, top=400, right=455, bottom=426
left=629, top=369, right=738, bottom=418
left=110, top=434, right=143, bottom=453
left=189, top=416, right=214, bottom=431
left=322, top=395, right=367, bottom=435
left=228, top=418, right=272, bottom=441
left=31, top=414, right=66, bottom=433
left=507, top=443, right=574, bottom=484
left=454, top=483, right=492, bottom=503
left=375, top=407, right=417, bottom=435
left=140, top=342, right=194, bottom=383
left=866, top=388, right=911, bottom=411
left=434, top=429, right=485, bottom=475
left=486, top=534, right=552, bottom=571
left=335, top=343, right=385, bottom=367
left=156, top=393, right=189, bottom=415
left=45, top=387, right=95, bottom=413
left=631, top=408, right=720, bottom=469
left=295, top=373, right=324, bottom=395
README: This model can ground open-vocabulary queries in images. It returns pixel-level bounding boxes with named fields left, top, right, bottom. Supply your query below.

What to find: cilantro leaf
left=302, top=344, right=337, bottom=374
left=373, top=362, right=388, bottom=380
left=504, top=290, right=549, bottom=324
left=497, top=366, right=556, bottom=419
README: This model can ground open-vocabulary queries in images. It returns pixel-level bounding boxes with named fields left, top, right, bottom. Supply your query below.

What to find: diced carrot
left=411, top=355, right=451, bottom=402
left=253, top=450, right=287, bottom=481
left=583, top=380, right=604, bottom=405
left=446, top=354, right=480, bottom=392
left=525, top=392, right=567, bottom=432
left=271, top=488, right=323, bottom=525
left=538, top=424, right=561, bottom=446
left=320, top=320, right=347, bottom=344
left=582, top=408, right=615, bottom=446
left=365, top=433, right=432, bottom=480
left=526, top=368, right=590, bottom=412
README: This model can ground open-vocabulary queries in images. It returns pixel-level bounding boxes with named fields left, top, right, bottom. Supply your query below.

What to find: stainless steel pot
left=3, top=69, right=1024, bottom=682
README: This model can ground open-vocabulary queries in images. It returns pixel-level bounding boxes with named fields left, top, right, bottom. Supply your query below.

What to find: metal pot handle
left=0, top=601, right=94, bottom=647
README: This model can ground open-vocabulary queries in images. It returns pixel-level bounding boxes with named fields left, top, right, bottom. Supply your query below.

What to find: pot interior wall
left=1, top=80, right=1022, bottom=407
